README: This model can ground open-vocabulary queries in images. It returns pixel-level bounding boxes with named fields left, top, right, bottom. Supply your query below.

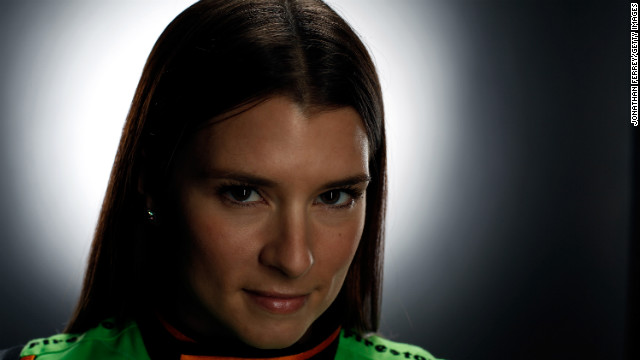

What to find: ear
left=139, top=179, right=154, bottom=210
left=137, top=159, right=155, bottom=210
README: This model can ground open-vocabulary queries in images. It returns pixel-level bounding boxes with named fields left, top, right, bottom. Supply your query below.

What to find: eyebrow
left=322, top=174, right=372, bottom=189
left=201, top=170, right=371, bottom=189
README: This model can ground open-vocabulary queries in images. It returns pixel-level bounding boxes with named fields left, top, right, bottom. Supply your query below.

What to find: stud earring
left=146, top=209, right=157, bottom=224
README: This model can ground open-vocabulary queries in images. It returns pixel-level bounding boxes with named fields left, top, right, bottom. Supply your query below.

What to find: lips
left=244, top=290, right=309, bottom=315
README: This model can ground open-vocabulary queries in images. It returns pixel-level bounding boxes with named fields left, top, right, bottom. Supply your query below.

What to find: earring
left=146, top=209, right=157, bottom=224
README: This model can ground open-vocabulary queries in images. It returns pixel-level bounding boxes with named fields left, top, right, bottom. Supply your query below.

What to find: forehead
left=183, top=97, right=370, bottom=183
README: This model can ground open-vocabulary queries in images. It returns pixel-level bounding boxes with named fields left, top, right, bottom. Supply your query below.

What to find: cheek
left=180, top=195, right=265, bottom=292
left=314, top=203, right=366, bottom=290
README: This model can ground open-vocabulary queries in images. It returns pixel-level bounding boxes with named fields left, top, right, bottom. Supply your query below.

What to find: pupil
left=323, top=191, right=338, bottom=204
left=231, top=187, right=250, bottom=201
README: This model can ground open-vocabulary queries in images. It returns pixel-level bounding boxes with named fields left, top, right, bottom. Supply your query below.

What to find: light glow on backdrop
left=3, top=0, right=200, bottom=292
left=2, top=0, right=459, bottom=339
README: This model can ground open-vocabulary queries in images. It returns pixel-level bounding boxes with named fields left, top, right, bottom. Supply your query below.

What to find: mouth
left=243, top=289, right=309, bottom=315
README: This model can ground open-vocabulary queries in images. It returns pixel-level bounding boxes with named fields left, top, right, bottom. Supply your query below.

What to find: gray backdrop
left=0, top=1, right=633, bottom=359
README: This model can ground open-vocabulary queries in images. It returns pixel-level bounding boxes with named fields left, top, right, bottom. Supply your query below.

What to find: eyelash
left=314, top=186, right=364, bottom=209
left=215, top=182, right=364, bottom=209
left=216, top=182, right=265, bottom=208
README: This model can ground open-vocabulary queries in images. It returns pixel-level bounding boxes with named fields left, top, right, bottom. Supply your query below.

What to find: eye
left=316, top=190, right=353, bottom=207
left=222, top=186, right=263, bottom=203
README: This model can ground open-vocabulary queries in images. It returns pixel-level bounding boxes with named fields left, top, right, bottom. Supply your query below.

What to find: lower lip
left=245, top=291, right=308, bottom=315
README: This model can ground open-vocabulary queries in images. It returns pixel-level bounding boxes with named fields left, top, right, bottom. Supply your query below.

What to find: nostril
left=268, top=247, right=314, bottom=279
left=259, top=236, right=314, bottom=279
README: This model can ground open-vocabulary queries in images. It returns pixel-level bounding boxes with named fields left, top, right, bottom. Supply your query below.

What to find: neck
left=137, top=307, right=342, bottom=360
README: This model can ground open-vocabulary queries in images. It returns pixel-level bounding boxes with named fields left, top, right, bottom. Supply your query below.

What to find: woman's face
left=171, top=96, right=370, bottom=349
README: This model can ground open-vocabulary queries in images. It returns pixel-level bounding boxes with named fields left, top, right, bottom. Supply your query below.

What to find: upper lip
left=244, top=289, right=309, bottom=299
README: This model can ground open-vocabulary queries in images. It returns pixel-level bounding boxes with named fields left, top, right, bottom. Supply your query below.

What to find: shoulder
left=335, top=329, right=443, bottom=360
left=18, top=320, right=149, bottom=360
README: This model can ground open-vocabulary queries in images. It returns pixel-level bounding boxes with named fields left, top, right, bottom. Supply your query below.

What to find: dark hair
left=66, top=0, right=386, bottom=336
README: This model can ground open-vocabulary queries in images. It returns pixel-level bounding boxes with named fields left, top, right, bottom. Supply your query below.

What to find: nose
left=259, top=205, right=314, bottom=278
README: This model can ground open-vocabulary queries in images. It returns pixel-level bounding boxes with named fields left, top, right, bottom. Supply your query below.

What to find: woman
left=4, top=0, right=440, bottom=359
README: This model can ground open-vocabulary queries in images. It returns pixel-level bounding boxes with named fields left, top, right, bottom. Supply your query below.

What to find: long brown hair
left=66, top=0, right=386, bottom=336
